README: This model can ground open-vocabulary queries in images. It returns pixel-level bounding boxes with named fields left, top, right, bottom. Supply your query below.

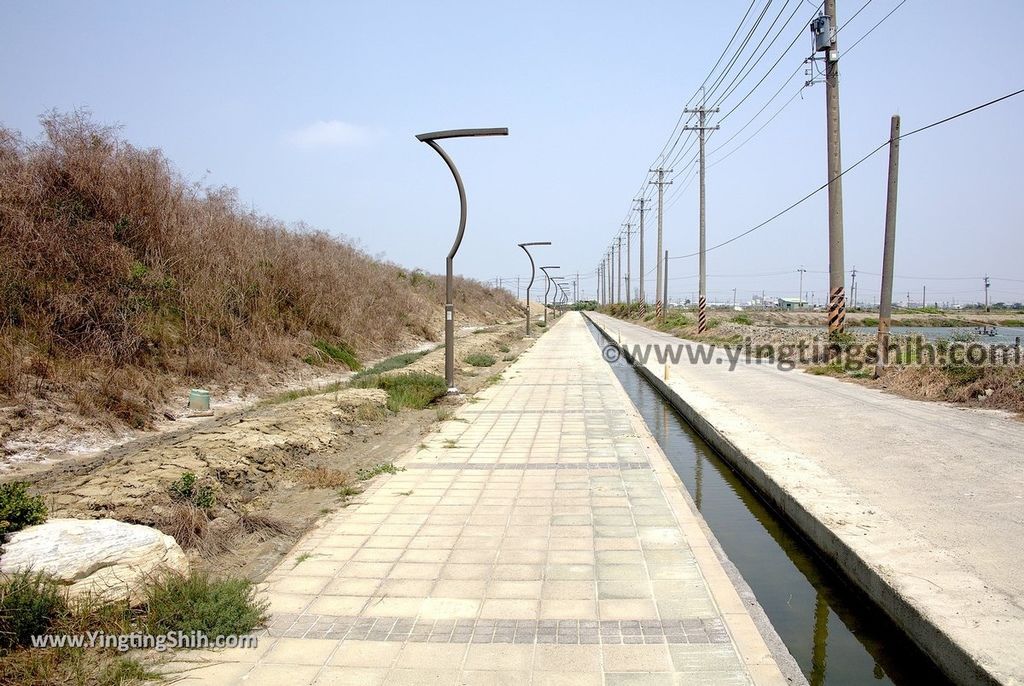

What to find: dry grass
left=879, top=364, right=1024, bottom=413
left=238, top=512, right=296, bottom=541
left=294, top=466, right=351, bottom=489
left=0, top=111, right=522, bottom=433
left=155, top=502, right=219, bottom=555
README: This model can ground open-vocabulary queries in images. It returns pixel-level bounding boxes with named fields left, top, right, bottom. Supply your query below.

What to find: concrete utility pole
left=850, top=266, right=857, bottom=309
left=922, top=285, right=926, bottom=309
left=985, top=276, right=991, bottom=311
left=798, top=267, right=807, bottom=307
left=663, top=250, right=669, bottom=312
left=815, top=0, right=847, bottom=335
left=634, top=198, right=648, bottom=309
left=602, top=250, right=610, bottom=305
left=684, top=104, right=719, bottom=334
left=623, top=223, right=633, bottom=306
left=616, top=233, right=623, bottom=304
left=649, top=168, right=673, bottom=321
left=875, top=118, right=899, bottom=376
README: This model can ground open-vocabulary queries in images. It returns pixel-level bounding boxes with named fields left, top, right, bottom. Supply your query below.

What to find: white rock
left=0, top=518, right=188, bottom=603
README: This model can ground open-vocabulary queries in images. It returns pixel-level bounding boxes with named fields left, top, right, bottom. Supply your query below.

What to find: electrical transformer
left=810, top=14, right=833, bottom=52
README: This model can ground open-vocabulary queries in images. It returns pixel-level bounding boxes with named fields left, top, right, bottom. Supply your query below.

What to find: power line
left=844, top=0, right=908, bottom=55
left=668, top=87, right=1024, bottom=260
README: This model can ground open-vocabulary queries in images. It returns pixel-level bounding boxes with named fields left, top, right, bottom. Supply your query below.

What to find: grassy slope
left=0, top=112, right=522, bottom=437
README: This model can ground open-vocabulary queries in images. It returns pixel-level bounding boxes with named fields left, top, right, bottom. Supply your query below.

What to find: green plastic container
left=188, top=389, right=211, bottom=411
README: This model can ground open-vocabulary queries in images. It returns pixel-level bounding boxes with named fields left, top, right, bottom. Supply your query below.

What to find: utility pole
left=850, top=266, right=857, bottom=310
left=812, top=1, right=846, bottom=335
left=649, top=168, right=672, bottom=321
left=607, top=250, right=613, bottom=304
left=663, top=250, right=669, bottom=312
left=985, top=276, right=991, bottom=312
left=922, top=285, right=926, bottom=309
left=616, top=233, right=623, bottom=304
left=623, top=222, right=633, bottom=306
left=608, top=248, right=614, bottom=304
left=797, top=267, right=807, bottom=308
left=635, top=198, right=647, bottom=303
left=733, top=288, right=737, bottom=309
left=684, top=104, right=719, bottom=334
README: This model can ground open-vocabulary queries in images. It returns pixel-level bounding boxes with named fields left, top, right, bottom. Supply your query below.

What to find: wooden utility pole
left=684, top=104, right=719, bottom=333
left=875, top=115, right=900, bottom=378
left=649, top=168, right=672, bottom=321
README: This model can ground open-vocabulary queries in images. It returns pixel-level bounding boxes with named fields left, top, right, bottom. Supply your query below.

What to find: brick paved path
left=172, top=313, right=786, bottom=685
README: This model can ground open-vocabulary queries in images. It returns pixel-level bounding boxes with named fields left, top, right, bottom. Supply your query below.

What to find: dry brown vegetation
left=0, top=111, right=522, bottom=443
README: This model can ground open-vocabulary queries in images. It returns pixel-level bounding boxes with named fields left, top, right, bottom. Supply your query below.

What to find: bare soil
left=4, top=320, right=539, bottom=581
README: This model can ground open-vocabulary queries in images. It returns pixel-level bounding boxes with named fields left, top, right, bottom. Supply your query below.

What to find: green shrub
left=0, top=482, right=47, bottom=537
left=464, top=353, right=496, bottom=367
left=312, top=340, right=361, bottom=371
left=0, top=572, right=68, bottom=652
left=1001, top=319, right=1024, bottom=327
left=731, top=314, right=753, bottom=326
left=535, top=321, right=546, bottom=328
left=168, top=472, right=215, bottom=509
left=352, top=372, right=448, bottom=411
left=861, top=317, right=879, bottom=327
left=142, top=572, right=266, bottom=638
left=352, top=349, right=429, bottom=380
left=497, top=345, right=510, bottom=353
left=659, top=313, right=691, bottom=330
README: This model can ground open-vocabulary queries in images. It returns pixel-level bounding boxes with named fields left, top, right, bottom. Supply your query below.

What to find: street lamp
left=416, top=127, right=508, bottom=393
left=517, top=241, right=551, bottom=335
left=539, top=265, right=560, bottom=326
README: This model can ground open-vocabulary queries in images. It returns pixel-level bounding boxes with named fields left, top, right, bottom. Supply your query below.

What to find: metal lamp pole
left=518, top=241, right=551, bottom=335
left=416, top=127, right=508, bottom=393
left=540, top=266, right=560, bottom=326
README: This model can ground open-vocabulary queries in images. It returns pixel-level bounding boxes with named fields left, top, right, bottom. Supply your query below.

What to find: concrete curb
left=585, top=312, right=1004, bottom=686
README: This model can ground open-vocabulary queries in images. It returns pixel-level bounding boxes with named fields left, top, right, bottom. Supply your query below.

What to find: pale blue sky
left=2, top=1, right=1022, bottom=305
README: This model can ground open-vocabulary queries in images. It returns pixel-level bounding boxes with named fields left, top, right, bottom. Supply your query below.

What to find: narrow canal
left=584, top=319, right=951, bottom=686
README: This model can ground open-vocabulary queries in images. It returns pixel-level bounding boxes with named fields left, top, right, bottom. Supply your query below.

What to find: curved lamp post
left=517, top=241, right=551, bottom=335
left=539, top=265, right=560, bottom=326
left=416, top=127, right=508, bottom=393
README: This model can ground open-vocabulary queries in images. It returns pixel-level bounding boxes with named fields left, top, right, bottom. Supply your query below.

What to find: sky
left=2, top=0, right=1022, bottom=306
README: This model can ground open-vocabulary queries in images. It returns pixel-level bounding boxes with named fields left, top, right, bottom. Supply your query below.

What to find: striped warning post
left=828, top=286, right=846, bottom=334
left=697, top=296, right=708, bottom=333
left=637, top=301, right=646, bottom=319
left=655, top=300, right=663, bottom=321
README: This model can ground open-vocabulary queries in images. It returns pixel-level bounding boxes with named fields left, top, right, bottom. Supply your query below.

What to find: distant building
left=777, top=297, right=806, bottom=310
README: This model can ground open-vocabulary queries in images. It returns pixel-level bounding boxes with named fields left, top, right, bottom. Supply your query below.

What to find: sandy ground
left=0, top=324, right=496, bottom=470
left=6, top=319, right=544, bottom=581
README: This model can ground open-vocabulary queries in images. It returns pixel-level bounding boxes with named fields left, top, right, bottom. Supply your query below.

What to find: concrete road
left=588, top=311, right=1024, bottom=685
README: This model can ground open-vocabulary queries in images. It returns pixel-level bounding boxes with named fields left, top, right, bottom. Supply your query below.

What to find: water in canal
left=585, top=319, right=951, bottom=686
